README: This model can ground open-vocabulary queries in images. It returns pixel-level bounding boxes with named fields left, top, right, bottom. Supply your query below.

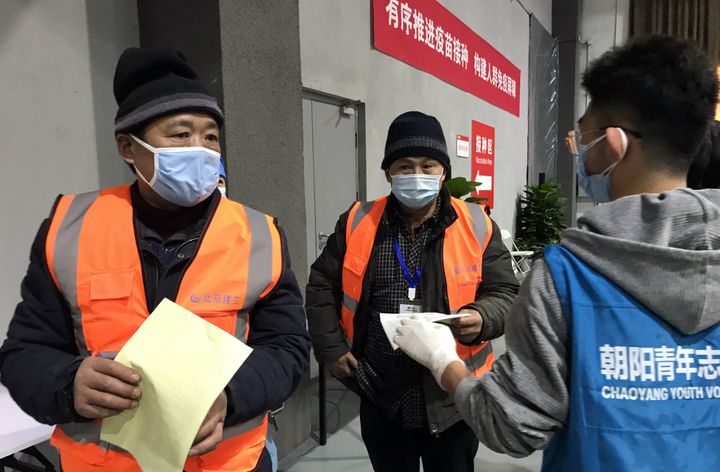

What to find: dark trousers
left=359, top=399, right=479, bottom=472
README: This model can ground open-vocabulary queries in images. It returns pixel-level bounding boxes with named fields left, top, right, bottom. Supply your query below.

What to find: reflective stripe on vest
left=45, top=191, right=99, bottom=355
left=340, top=199, right=387, bottom=342
left=45, top=185, right=280, bottom=470
left=51, top=413, right=266, bottom=449
left=53, top=416, right=269, bottom=472
left=340, top=196, right=494, bottom=375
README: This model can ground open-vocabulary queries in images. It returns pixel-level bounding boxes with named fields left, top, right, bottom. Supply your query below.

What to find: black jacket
left=0, top=187, right=311, bottom=427
left=307, top=191, right=519, bottom=364
left=305, top=191, right=519, bottom=432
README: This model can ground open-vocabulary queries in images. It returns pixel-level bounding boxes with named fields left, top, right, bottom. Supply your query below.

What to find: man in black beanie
left=306, top=111, right=518, bottom=471
left=0, top=47, right=310, bottom=471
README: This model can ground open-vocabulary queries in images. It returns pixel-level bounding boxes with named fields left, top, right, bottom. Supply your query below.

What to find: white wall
left=0, top=1, right=138, bottom=339
left=576, top=0, right=631, bottom=115
left=519, top=0, right=552, bottom=32
left=575, top=0, right=630, bottom=217
left=300, top=0, right=552, bottom=234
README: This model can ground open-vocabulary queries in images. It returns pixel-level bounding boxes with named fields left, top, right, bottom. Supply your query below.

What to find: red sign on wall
left=471, top=120, right=495, bottom=208
left=372, top=0, right=521, bottom=116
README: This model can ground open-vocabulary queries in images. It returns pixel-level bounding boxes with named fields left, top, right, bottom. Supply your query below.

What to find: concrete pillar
left=137, top=1, right=224, bottom=107
left=218, top=0, right=310, bottom=458
left=217, top=0, right=307, bottom=281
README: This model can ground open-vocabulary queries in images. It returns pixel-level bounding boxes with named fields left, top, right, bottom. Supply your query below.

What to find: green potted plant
left=516, top=181, right=566, bottom=258
left=444, top=176, right=488, bottom=204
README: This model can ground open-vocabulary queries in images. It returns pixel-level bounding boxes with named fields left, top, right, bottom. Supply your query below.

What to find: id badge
left=399, top=299, right=423, bottom=314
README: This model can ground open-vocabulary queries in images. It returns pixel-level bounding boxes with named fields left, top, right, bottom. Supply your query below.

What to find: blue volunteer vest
left=542, top=245, right=720, bottom=471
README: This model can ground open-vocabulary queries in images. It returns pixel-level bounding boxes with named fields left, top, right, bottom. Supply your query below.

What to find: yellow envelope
left=100, top=298, right=252, bottom=472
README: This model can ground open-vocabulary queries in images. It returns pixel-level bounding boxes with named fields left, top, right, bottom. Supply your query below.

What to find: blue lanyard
left=394, top=236, right=421, bottom=289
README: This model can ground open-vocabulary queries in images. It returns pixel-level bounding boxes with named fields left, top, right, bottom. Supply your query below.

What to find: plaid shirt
left=356, top=198, right=442, bottom=430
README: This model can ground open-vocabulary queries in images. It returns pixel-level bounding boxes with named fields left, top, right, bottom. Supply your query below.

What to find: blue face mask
left=391, top=174, right=442, bottom=209
left=130, top=135, right=221, bottom=207
left=575, top=132, right=625, bottom=204
left=577, top=149, right=612, bottom=203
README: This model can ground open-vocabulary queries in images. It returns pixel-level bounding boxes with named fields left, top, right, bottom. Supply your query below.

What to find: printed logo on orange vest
left=190, top=293, right=242, bottom=305
left=453, top=264, right=480, bottom=275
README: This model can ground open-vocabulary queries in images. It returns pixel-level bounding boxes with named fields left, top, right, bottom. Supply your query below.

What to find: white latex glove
left=394, top=316, right=462, bottom=388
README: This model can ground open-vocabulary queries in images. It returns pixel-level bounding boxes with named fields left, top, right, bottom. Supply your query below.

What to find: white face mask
left=129, top=135, right=221, bottom=207
left=218, top=186, right=227, bottom=198
left=391, top=174, right=442, bottom=209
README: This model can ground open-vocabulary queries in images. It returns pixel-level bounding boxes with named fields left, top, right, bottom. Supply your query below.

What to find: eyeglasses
left=565, top=126, right=643, bottom=156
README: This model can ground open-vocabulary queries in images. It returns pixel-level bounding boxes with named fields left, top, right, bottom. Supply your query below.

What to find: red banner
left=471, top=120, right=495, bottom=208
left=372, top=0, right=521, bottom=116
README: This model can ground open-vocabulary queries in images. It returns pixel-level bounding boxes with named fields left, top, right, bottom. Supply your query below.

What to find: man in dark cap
left=0, top=47, right=310, bottom=471
left=305, top=111, right=518, bottom=471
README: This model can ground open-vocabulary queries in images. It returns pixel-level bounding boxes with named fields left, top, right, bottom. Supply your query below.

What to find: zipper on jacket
left=132, top=195, right=220, bottom=313
left=169, top=198, right=221, bottom=303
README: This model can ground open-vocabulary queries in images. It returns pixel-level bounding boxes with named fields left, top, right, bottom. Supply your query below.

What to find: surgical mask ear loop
left=601, top=128, right=628, bottom=176
left=125, top=135, right=159, bottom=186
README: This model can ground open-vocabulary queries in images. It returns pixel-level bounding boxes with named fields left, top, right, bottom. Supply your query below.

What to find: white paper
left=379, top=312, right=471, bottom=350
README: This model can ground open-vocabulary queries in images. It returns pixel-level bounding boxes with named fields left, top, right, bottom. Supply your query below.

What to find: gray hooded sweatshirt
left=454, top=188, right=720, bottom=457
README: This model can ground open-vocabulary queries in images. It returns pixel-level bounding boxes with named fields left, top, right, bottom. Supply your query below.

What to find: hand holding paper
left=189, top=390, right=227, bottom=457
left=100, top=299, right=252, bottom=472
left=379, top=312, right=470, bottom=350
left=394, top=315, right=462, bottom=387
left=448, top=308, right=484, bottom=342
left=73, top=356, right=141, bottom=419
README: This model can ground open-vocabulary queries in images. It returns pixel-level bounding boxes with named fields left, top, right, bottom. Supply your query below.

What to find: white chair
left=500, top=229, right=534, bottom=280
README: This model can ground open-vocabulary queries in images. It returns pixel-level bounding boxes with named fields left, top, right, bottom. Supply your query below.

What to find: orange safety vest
left=44, top=185, right=281, bottom=471
left=341, top=196, right=495, bottom=376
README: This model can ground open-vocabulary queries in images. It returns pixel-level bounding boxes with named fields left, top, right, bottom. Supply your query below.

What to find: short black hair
left=582, top=35, right=718, bottom=175
left=116, top=123, right=147, bottom=174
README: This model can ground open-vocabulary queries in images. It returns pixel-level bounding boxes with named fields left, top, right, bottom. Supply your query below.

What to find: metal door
left=303, top=96, right=360, bottom=269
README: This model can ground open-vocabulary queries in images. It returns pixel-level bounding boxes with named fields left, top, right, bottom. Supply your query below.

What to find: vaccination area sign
left=471, top=120, right=495, bottom=208
left=373, top=0, right=521, bottom=116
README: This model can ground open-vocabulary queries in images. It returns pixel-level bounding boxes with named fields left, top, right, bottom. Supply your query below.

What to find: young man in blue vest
left=395, top=35, right=720, bottom=470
